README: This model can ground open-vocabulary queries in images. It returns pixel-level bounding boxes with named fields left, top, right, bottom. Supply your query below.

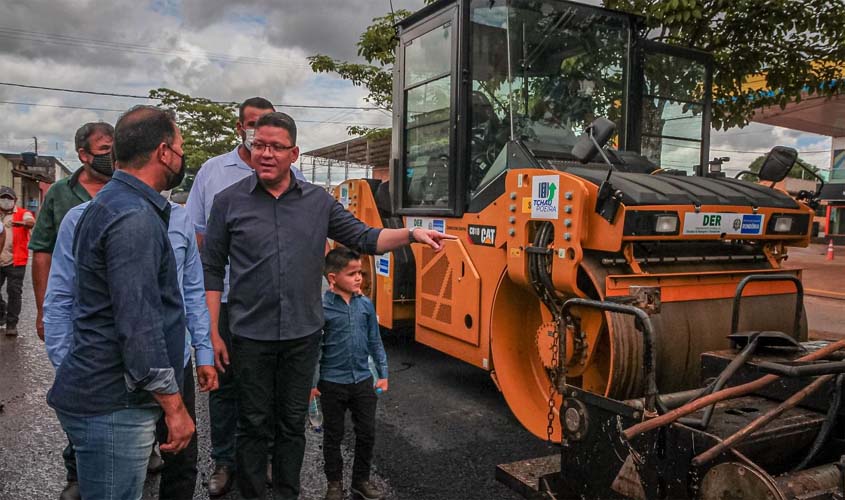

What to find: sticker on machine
left=531, top=175, right=559, bottom=219
left=407, top=217, right=446, bottom=233
left=468, top=224, right=497, bottom=247
left=375, top=253, right=391, bottom=277
left=682, top=213, right=765, bottom=235
left=339, top=185, right=350, bottom=208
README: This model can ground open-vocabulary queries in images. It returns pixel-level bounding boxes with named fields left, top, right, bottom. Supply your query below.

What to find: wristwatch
left=409, top=227, right=419, bottom=243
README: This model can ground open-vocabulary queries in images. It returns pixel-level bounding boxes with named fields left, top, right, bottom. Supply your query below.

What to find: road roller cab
left=333, top=0, right=818, bottom=443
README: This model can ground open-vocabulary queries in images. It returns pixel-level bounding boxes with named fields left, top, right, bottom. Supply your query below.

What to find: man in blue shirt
left=47, top=106, right=197, bottom=500
left=44, top=198, right=217, bottom=499
left=186, top=96, right=305, bottom=496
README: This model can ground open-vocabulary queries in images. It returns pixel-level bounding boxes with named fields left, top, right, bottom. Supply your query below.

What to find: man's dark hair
left=113, top=106, right=177, bottom=168
left=74, top=122, right=114, bottom=152
left=325, top=247, right=361, bottom=276
left=239, top=97, right=275, bottom=122
left=255, top=112, right=297, bottom=145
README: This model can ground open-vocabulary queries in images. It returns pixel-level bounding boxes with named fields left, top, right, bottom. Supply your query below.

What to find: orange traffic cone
left=826, top=239, right=835, bottom=261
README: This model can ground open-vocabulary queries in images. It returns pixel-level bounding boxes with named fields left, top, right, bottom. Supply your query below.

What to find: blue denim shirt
left=317, top=291, right=388, bottom=385
left=47, top=171, right=186, bottom=417
left=186, top=145, right=305, bottom=302
left=43, top=201, right=212, bottom=370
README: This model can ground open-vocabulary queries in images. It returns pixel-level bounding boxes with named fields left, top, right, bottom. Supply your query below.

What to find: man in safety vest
left=0, top=186, right=35, bottom=336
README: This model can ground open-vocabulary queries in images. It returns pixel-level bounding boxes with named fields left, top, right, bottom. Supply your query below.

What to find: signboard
left=531, top=175, right=559, bottom=219
left=682, top=213, right=765, bottom=235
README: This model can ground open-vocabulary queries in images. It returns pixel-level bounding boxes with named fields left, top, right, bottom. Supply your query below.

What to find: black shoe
left=351, top=480, right=383, bottom=500
left=208, top=464, right=234, bottom=497
left=59, top=481, right=80, bottom=500
left=325, top=480, right=343, bottom=500
left=4, top=325, right=16, bottom=336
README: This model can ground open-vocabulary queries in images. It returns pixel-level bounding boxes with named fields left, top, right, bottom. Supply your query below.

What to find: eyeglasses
left=252, top=142, right=295, bottom=155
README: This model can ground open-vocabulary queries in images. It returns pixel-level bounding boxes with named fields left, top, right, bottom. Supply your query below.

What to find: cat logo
left=468, top=224, right=497, bottom=247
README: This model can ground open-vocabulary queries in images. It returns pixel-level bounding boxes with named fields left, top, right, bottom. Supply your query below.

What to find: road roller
left=332, top=0, right=818, bottom=443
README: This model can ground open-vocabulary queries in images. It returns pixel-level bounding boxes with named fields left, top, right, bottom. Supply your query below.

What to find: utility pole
left=33, top=136, right=38, bottom=155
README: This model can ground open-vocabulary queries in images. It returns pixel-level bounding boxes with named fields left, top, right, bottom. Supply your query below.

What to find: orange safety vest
left=11, top=207, right=32, bottom=266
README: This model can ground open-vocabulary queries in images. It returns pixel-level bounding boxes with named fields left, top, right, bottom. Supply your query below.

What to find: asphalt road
left=0, top=270, right=552, bottom=500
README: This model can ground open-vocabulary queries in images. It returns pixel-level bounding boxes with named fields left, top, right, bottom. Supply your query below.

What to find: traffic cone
left=826, top=239, right=835, bottom=261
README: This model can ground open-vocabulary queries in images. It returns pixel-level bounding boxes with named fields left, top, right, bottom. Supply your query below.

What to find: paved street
left=0, top=270, right=551, bottom=500
left=1, top=243, right=842, bottom=499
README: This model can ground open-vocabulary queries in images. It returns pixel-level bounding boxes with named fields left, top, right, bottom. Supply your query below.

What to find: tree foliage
left=605, top=0, right=845, bottom=130
left=149, top=88, right=239, bottom=191
left=307, top=10, right=410, bottom=137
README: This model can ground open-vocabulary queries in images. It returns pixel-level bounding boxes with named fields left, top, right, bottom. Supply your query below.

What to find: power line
left=0, top=101, right=390, bottom=127
left=0, top=81, right=387, bottom=110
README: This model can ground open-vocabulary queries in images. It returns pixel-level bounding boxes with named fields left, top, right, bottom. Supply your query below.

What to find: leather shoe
left=351, top=480, right=383, bottom=500
left=59, top=481, right=80, bottom=500
left=325, top=480, right=343, bottom=500
left=208, top=464, right=234, bottom=497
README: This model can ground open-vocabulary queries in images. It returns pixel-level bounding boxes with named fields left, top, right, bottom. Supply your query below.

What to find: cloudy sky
left=0, top=0, right=832, bottom=180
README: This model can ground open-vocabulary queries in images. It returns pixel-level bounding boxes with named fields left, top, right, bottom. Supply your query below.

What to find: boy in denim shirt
left=313, top=247, right=388, bottom=500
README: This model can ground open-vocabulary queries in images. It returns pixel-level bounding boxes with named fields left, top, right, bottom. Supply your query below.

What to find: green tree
left=742, top=154, right=820, bottom=180
left=149, top=88, right=240, bottom=191
left=308, top=10, right=411, bottom=138
left=605, top=0, right=845, bottom=130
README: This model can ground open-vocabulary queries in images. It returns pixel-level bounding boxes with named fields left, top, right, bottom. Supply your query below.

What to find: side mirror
left=758, top=146, right=798, bottom=182
left=571, top=117, right=616, bottom=164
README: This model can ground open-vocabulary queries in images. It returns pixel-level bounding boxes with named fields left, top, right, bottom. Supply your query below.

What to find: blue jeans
left=57, top=407, right=161, bottom=500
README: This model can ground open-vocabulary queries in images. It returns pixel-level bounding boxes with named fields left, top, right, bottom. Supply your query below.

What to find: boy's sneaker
left=325, top=480, right=343, bottom=500
left=351, top=480, right=383, bottom=500
left=4, top=325, right=17, bottom=336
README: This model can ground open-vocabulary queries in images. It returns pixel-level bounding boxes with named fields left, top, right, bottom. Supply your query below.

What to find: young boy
left=314, top=247, right=389, bottom=500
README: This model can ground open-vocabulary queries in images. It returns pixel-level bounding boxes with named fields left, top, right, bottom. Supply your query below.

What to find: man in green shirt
left=28, top=121, right=114, bottom=500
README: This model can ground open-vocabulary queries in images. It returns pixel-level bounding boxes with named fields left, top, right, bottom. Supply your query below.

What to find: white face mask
left=243, top=128, right=256, bottom=151
left=0, top=199, right=14, bottom=211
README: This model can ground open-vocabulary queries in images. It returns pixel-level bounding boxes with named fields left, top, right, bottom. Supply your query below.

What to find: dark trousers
left=0, top=264, right=25, bottom=326
left=233, top=332, right=321, bottom=500
left=156, top=360, right=198, bottom=499
left=209, top=303, right=238, bottom=468
left=318, top=378, right=378, bottom=484
left=62, top=437, right=77, bottom=482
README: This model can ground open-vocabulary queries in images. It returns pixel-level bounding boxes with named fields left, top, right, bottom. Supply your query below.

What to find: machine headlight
left=655, top=215, right=679, bottom=233
left=773, top=216, right=793, bottom=233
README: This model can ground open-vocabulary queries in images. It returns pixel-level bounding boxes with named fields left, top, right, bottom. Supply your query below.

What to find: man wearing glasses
left=186, top=97, right=305, bottom=496
left=201, top=112, right=454, bottom=500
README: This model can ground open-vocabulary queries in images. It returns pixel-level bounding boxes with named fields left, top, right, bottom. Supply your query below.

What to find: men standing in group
left=186, top=96, right=305, bottom=496
left=48, top=106, right=195, bottom=500
left=0, top=186, right=34, bottom=336
left=201, top=112, right=454, bottom=500
left=29, top=121, right=114, bottom=500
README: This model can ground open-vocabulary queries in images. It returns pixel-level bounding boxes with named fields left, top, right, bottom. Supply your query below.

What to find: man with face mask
left=186, top=96, right=305, bottom=496
left=0, top=186, right=34, bottom=336
left=28, top=121, right=114, bottom=500
left=48, top=105, right=196, bottom=500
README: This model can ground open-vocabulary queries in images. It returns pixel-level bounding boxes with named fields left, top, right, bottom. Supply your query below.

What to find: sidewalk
left=784, top=242, right=845, bottom=339
left=784, top=243, right=845, bottom=301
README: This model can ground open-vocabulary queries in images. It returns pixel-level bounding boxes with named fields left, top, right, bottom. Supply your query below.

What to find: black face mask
left=89, top=152, right=114, bottom=177
left=165, top=146, right=186, bottom=190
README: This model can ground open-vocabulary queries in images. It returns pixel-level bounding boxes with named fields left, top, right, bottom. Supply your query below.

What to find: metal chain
left=546, top=317, right=560, bottom=443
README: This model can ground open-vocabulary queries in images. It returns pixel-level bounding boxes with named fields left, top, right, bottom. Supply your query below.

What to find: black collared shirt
left=201, top=172, right=382, bottom=341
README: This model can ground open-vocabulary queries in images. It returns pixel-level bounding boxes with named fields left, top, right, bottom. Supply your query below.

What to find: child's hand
left=375, top=379, right=388, bottom=393
left=310, top=387, right=321, bottom=400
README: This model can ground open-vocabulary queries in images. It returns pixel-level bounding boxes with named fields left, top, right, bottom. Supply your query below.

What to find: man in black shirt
left=202, top=112, right=452, bottom=500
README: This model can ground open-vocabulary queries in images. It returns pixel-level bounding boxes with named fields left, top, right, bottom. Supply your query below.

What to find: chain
left=546, top=317, right=560, bottom=443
